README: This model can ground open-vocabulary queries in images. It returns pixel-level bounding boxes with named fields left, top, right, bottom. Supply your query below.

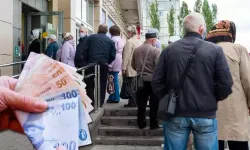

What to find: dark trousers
left=85, top=63, right=108, bottom=107
left=137, top=81, right=159, bottom=128
left=219, top=140, right=249, bottom=150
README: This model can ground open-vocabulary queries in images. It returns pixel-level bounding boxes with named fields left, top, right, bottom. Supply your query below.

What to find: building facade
left=0, top=0, right=135, bottom=76
left=138, top=0, right=180, bottom=46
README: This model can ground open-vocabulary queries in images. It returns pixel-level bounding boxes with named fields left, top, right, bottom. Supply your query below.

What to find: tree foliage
left=212, top=4, right=218, bottom=24
left=178, top=1, right=189, bottom=37
left=194, top=0, right=202, bottom=13
left=202, top=0, right=213, bottom=31
left=149, top=0, right=160, bottom=30
left=167, top=6, right=175, bottom=36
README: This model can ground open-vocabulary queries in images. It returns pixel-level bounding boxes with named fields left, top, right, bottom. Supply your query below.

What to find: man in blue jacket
left=45, top=34, right=59, bottom=60
left=152, top=12, right=233, bottom=150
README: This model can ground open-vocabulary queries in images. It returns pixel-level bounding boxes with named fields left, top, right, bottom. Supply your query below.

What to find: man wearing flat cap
left=131, top=32, right=161, bottom=129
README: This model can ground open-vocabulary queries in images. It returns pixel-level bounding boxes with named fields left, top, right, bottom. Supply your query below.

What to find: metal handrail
left=0, top=61, right=26, bottom=68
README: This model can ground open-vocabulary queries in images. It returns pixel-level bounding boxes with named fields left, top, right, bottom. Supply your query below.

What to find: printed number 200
left=54, top=141, right=76, bottom=150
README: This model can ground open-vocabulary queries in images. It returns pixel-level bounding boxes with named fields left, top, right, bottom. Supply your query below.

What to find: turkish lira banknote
left=14, top=53, right=93, bottom=149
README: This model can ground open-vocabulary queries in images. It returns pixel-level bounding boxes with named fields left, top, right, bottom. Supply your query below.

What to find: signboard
left=14, top=46, right=19, bottom=57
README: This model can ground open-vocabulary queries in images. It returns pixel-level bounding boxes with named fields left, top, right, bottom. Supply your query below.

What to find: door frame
left=26, top=11, right=64, bottom=53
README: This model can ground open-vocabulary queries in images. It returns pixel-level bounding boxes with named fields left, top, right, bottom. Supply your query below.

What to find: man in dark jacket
left=74, top=27, right=88, bottom=68
left=45, top=34, right=59, bottom=60
left=152, top=12, right=233, bottom=150
left=81, top=24, right=116, bottom=107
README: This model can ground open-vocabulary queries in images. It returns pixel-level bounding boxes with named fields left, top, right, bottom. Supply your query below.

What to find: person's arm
left=239, top=46, right=250, bottom=107
left=214, top=46, right=233, bottom=101
left=53, top=44, right=59, bottom=60
left=81, top=37, right=90, bottom=63
left=108, top=40, right=116, bottom=64
left=61, top=43, right=70, bottom=64
left=45, top=45, right=53, bottom=58
left=122, top=41, right=133, bottom=71
left=34, top=41, right=41, bottom=54
left=153, top=49, right=161, bottom=68
left=131, top=51, right=136, bottom=70
left=151, top=50, right=167, bottom=100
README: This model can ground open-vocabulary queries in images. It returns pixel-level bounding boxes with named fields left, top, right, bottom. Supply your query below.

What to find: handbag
left=158, top=41, right=203, bottom=118
left=136, top=47, right=151, bottom=91
left=107, top=75, right=115, bottom=94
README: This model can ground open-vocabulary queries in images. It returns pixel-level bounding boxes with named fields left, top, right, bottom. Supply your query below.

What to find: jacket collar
left=184, top=32, right=202, bottom=39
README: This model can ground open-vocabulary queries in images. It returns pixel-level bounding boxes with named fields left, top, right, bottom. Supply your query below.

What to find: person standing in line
left=131, top=32, right=161, bottom=129
left=81, top=24, right=116, bottom=106
left=148, top=28, right=162, bottom=51
left=60, top=33, right=76, bottom=67
left=45, top=34, right=59, bottom=60
left=107, top=25, right=125, bottom=103
left=206, top=20, right=250, bottom=150
left=28, top=29, right=41, bottom=56
left=152, top=12, right=233, bottom=150
left=74, top=27, right=89, bottom=68
left=122, top=25, right=141, bottom=107
left=56, top=32, right=66, bottom=61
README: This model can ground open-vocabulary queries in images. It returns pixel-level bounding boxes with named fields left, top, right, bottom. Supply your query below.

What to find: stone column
left=0, top=0, right=13, bottom=76
left=94, top=0, right=102, bottom=33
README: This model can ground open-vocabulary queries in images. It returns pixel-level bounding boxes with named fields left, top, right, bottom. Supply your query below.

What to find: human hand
left=0, top=76, right=48, bottom=133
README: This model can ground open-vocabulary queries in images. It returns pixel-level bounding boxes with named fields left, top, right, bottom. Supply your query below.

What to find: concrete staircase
left=94, top=107, right=164, bottom=146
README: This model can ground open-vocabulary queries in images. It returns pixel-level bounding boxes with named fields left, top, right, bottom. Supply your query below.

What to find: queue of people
left=6, top=11, right=250, bottom=150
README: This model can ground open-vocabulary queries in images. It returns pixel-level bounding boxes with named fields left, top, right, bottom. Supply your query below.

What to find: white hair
left=79, top=26, right=88, bottom=32
left=183, top=12, right=206, bottom=33
left=64, top=32, right=73, bottom=39
left=32, top=29, right=40, bottom=39
left=48, top=34, right=57, bottom=40
left=127, top=25, right=137, bottom=35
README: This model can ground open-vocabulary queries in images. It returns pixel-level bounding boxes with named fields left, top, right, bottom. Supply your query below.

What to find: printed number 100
left=61, top=102, right=76, bottom=111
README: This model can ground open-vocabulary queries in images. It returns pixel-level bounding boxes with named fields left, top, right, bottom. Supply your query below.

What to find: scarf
left=205, top=20, right=236, bottom=43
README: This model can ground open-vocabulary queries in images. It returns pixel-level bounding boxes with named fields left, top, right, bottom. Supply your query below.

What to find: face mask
left=47, top=39, right=51, bottom=44
left=79, top=33, right=86, bottom=38
left=202, top=30, right=207, bottom=40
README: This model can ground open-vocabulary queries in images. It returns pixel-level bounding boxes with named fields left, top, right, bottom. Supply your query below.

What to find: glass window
left=76, top=0, right=82, bottom=19
left=101, top=9, right=106, bottom=24
left=82, top=0, right=87, bottom=22
left=87, top=0, right=94, bottom=26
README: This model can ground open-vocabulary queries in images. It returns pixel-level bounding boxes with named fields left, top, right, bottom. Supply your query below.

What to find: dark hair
left=97, top=24, right=108, bottom=34
left=109, top=25, right=120, bottom=36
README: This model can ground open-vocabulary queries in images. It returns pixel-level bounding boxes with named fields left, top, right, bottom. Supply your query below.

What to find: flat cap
left=145, top=32, right=157, bottom=39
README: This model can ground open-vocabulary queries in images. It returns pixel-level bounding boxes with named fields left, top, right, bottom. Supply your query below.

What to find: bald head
left=98, top=24, right=108, bottom=34
left=183, top=12, right=206, bottom=36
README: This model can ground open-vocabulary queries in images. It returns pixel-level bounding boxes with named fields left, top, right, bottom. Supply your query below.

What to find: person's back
left=86, top=33, right=116, bottom=64
left=152, top=12, right=233, bottom=150
left=45, top=34, right=59, bottom=60
left=61, top=33, right=76, bottom=67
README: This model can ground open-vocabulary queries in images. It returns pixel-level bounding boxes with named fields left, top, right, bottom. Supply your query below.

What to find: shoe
left=107, top=100, right=119, bottom=103
left=138, top=122, right=146, bottom=129
left=124, top=104, right=136, bottom=107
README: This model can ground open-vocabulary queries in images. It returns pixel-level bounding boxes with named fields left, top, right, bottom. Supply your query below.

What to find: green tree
left=149, top=0, right=160, bottom=30
left=178, top=1, right=189, bottom=37
left=212, top=4, right=218, bottom=24
left=167, top=6, right=175, bottom=36
left=194, top=0, right=202, bottom=13
left=202, top=0, right=213, bottom=31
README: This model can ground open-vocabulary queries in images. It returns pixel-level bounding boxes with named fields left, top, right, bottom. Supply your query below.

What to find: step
left=101, top=116, right=149, bottom=126
left=95, top=136, right=164, bottom=146
left=99, top=126, right=163, bottom=136
left=104, top=108, right=149, bottom=116
left=90, top=145, right=162, bottom=150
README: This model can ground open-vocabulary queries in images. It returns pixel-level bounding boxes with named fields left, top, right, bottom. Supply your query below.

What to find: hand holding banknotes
left=0, top=76, right=48, bottom=132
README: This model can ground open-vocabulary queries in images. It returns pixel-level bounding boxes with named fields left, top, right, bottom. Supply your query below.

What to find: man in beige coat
left=206, top=20, right=250, bottom=150
left=121, top=25, right=141, bottom=107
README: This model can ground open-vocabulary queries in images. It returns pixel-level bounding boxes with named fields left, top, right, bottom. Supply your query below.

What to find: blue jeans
left=108, top=72, right=120, bottom=102
left=163, top=117, right=218, bottom=150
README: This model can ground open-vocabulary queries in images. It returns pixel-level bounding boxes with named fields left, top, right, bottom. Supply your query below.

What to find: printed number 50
left=56, top=78, right=67, bottom=88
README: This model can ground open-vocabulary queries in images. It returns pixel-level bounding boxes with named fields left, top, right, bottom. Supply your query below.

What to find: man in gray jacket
left=132, top=32, right=161, bottom=129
